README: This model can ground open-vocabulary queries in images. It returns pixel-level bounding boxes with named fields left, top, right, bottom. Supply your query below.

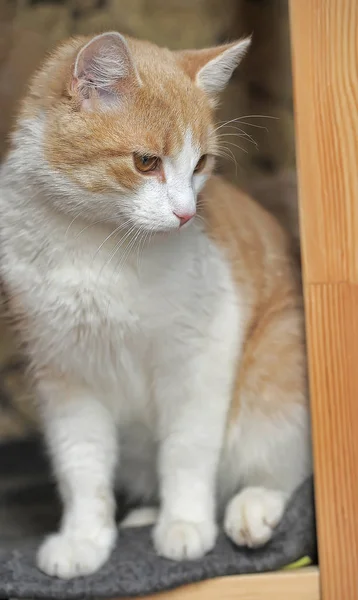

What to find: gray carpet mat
left=0, top=439, right=316, bottom=599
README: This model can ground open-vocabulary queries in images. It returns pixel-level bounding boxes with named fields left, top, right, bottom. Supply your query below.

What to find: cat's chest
left=66, top=231, right=207, bottom=333
left=31, top=227, right=227, bottom=393
left=58, top=261, right=156, bottom=350
left=43, top=250, right=192, bottom=385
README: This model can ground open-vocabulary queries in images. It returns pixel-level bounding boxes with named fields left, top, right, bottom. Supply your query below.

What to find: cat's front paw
left=37, top=527, right=117, bottom=579
left=153, top=517, right=217, bottom=561
left=224, top=487, right=286, bottom=548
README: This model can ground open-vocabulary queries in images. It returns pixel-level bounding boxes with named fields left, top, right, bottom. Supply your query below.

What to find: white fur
left=162, top=130, right=200, bottom=220
left=0, top=113, right=310, bottom=578
left=224, top=488, right=286, bottom=548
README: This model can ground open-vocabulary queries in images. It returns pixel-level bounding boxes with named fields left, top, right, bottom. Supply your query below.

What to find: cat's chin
left=129, top=223, right=183, bottom=236
left=147, top=224, right=192, bottom=237
left=133, top=217, right=196, bottom=235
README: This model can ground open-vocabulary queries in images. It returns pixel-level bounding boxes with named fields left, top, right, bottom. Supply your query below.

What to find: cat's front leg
left=154, top=421, right=220, bottom=560
left=153, top=344, right=236, bottom=561
left=36, top=379, right=118, bottom=579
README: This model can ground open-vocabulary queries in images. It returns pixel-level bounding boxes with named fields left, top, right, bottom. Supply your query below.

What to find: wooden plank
left=289, top=0, right=358, bottom=284
left=303, top=283, right=358, bottom=600
left=289, top=1, right=358, bottom=600
left=114, top=568, right=320, bottom=600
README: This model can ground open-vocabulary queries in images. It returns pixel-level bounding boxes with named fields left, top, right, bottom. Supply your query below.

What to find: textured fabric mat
left=0, top=439, right=316, bottom=599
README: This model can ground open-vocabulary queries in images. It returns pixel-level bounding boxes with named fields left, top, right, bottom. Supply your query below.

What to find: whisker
left=92, top=218, right=134, bottom=261
left=133, top=227, right=145, bottom=272
left=195, top=214, right=206, bottom=227
left=103, top=225, right=152, bottom=318
left=65, top=212, right=84, bottom=239
left=92, top=225, right=122, bottom=260
left=115, top=227, right=142, bottom=274
left=215, top=130, right=258, bottom=149
left=137, top=227, right=152, bottom=273
left=73, top=217, right=116, bottom=242
left=99, top=224, right=137, bottom=276
left=138, top=230, right=147, bottom=273
left=235, top=121, right=269, bottom=130
left=214, top=114, right=278, bottom=133
left=213, top=147, right=238, bottom=169
left=222, top=146, right=239, bottom=175
left=136, top=229, right=145, bottom=272
left=219, top=140, right=248, bottom=154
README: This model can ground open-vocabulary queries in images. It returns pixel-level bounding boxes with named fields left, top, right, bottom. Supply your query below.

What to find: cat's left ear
left=176, top=37, right=251, bottom=95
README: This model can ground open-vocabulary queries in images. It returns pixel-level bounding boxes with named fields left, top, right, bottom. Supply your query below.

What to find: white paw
left=37, top=527, right=117, bottom=579
left=153, top=517, right=217, bottom=561
left=120, top=507, right=159, bottom=529
left=224, top=487, right=286, bottom=548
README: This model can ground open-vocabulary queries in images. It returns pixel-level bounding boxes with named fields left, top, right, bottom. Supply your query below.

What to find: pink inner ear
left=72, top=32, right=138, bottom=109
left=175, top=38, right=250, bottom=94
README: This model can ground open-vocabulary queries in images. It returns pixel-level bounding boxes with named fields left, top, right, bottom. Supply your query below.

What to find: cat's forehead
left=125, top=40, right=214, bottom=155
left=128, top=77, right=212, bottom=156
left=44, top=89, right=211, bottom=175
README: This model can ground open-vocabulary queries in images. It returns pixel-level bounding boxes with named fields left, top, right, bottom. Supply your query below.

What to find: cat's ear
left=72, top=32, right=140, bottom=110
left=176, top=37, right=251, bottom=95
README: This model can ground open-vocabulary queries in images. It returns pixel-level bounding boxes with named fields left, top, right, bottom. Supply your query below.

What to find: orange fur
left=19, top=35, right=215, bottom=194
left=200, top=177, right=306, bottom=426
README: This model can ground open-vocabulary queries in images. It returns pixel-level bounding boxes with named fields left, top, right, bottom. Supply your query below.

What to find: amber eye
left=194, top=154, right=208, bottom=174
left=134, top=153, right=161, bottom=173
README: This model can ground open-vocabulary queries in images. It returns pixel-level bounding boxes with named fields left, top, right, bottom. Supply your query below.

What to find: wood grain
left=290, top=1, right=358, bottom=599
left=290, top=0, right=358, bottom=284
left=114, top=568, right=319, bottom=600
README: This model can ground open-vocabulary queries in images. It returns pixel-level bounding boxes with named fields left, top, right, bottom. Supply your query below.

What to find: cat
left=0, top=32, right=311, bottom=579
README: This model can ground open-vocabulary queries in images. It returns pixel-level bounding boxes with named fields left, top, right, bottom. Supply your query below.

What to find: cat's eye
left=134, top=154, right=161, bottom=173
left=194, top=154, right=208, bottom=174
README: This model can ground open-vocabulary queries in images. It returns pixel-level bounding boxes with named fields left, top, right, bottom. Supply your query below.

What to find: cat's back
left=201, top=175, right=299, bottom=308
left=202, top=175, right=291, bottom=260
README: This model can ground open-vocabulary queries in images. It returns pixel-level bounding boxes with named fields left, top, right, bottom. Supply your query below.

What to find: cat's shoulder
left=201, top=175, right=290, bottom=253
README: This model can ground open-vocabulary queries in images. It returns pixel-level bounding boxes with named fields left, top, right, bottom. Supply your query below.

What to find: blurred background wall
left=0, top=0, right=297, bottom=441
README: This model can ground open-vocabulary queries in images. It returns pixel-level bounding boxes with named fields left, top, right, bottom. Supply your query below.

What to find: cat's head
left=18, top=32, right=250, bottom=231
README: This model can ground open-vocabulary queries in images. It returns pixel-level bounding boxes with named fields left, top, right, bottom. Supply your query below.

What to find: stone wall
left=0, top=0, right=297, bottom=442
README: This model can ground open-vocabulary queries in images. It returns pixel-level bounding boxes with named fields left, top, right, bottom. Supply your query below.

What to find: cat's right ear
left=71, top=32, right=140, bottom=110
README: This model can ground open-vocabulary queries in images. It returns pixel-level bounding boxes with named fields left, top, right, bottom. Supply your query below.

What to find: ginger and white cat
left=0, top=32, right=311, bottom=579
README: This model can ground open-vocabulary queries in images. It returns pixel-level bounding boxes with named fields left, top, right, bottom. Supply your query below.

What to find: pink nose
left=173, top=211, right=195, bottom=227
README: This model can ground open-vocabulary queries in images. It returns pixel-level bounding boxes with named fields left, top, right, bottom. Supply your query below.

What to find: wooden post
left=289, top=1, right=358, bottom=599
